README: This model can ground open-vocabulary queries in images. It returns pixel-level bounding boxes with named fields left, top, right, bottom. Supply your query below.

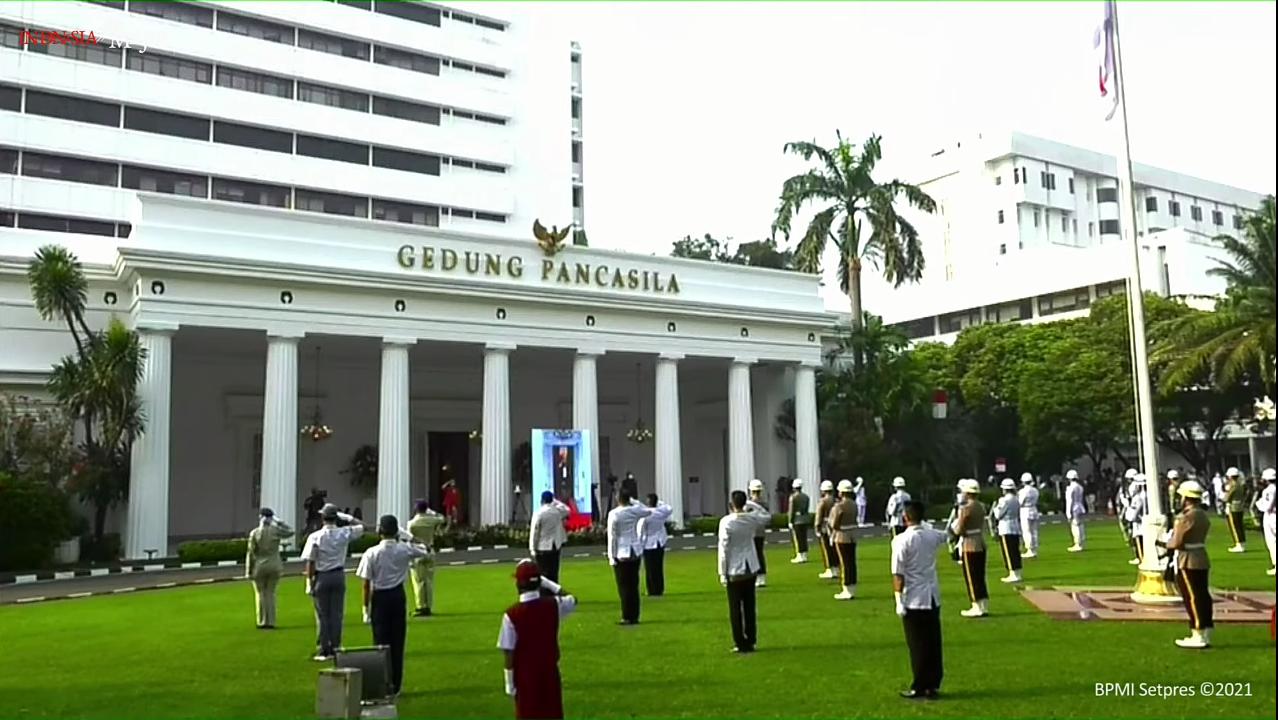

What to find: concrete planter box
left=55, top=537, right=81, bottom=565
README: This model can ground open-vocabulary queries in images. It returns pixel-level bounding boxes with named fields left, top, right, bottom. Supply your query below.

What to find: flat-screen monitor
left=334, top=646, right=390, bottom=702
left=531, top=429, right=593, bottom=530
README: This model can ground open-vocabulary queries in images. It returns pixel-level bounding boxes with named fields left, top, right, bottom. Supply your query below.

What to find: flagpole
left=1107, top=0, right=1178, bottom=603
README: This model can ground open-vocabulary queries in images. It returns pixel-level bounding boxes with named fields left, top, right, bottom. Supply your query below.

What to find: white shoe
left=1227, top=545, right=1246, bottom=553
left=1128, top=558, right=1141, bottom=565
left=1021, top=551, right=1037, bottom=559
left=1266, top=567, right=1275, bottom=576
left=833, top=585, right=854, bottom=600
left=755, top=575, right=767, bottom=588
left=960, top=604, right=987, bottom=618
left=1067, top=545, right=1084, bottom=553
left=1001, top=573, right=1022, bottom=583
left=312, top=654, right=334, bottom=662
left=818, top=569, right=835, bottom=579
left=1174, top=631, right=1209, bottom=649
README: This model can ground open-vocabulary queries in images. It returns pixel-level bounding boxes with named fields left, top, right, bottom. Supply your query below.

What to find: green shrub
left=177, top=539, right=247, bottom=563
left=0, top=471, right=73, bottom=571
left=684, top=516, right=719, bottom=534
left=563, top=526, right=606, bottom=546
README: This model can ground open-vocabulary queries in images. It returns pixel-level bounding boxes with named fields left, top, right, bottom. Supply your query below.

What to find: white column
left=728, top=358, right=756, bottom=491
left=655, top=353, right=684, bottom=526
left=795, top=362, right=821, bottom=489
left=260, top=332, right=301, bottom=530
left=572, top=349, right=602, bottom=499
left=125, top=324, right=175, bottom=559
left=377, top=338, right=415, bottom=522
left=480, top=343, right=514, bottom=526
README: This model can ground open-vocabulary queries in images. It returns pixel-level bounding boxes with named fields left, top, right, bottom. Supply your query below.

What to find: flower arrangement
left=342, top=444, right=378, bottom=488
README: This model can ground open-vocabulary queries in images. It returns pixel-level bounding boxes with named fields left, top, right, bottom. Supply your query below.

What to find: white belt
left=963, top=530, right=982, bottom=536
left=1182, top=543, right=1205, bottom=549
left=838, top=525, right=857, bottom=532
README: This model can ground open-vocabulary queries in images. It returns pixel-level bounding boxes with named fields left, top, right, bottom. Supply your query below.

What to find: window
left=86, top=0, right=125, bottom=8
left=372, top=199, right=439, bottom=227
left=1038, top=287, right=1091, bottom=317
left=294, top=189, right=368, bottom=218
left=0, top=83, right=19, bottom=111
left=25, top=90, right=120, bottom=126
left=1012, top=168, right=1020, bottom=185
left=216, top=11, right=293, bottom=44
left=471, top=113, right=506, bottom=126
left=1145, top=196, right=1158, bottom=212
left=128, top=1, right=213, bottom=28
left=1169, top=200, right=1181, bottom=217
left=1, top=23, right=23, bottom=49
left=571, top=98, right=582, bottom=120
left=18, top=212, right=115, bottom=236
left=474, top=65, right=506, bottom=78
left=998, top=243, right=1006, bottom=255
left=298, top=29, right=369, bottom=60
left=1068, top=177, right=1075, bottom=194
left=212, top=121, right=292, bottom=153
left=126, top=51, right=212, bottom=84
left=997, top=210, right=1004, bottom=224
left=987, top=299, right=1033, bottom=324
left=217, top=66, right=294, bottom=98
left=0, top=210, right=14, bottom=227
left=892, top=317, right=935, bottom=340
left=571, top=143, right=582, bottom=163
left=29, top=36, right=123, bottom=66
left=22, top=152, right=118, bottom=186
left=297, top=134, right=368, bottom=164
left=1033, top=210, right=1040, bottom=228
left=116, top=222, right=131, bottom=238
left=1048, top=173, right=1057, bottom=190
left=451, top=208, right=474, bottom=219
left=994, top=175, right=1002, bottom=186
left=475, top=211, right=506, bottom=223
left=124, top=106, right=209, bottom=140
left=1190, top=205, right=1203, bottom=222
left=122, top=165, right=208, bottom=198
left=373, top=0, right=441, bottom=26
left=572, top=187, right=583, bottom=209
left=212, top=177, right=290, bottom=207
left=373, top=45, right=440, bottom=75
left=299, top=82, right=369, bottom=112
left=372, top=147, right=440, bottom=175
left=1040, top=171, right=1048, bottom=188
left=1096, top=187, right=1118, bottom=203
left=1095, top=280, right=1125, bottom=299
left=1, top=147, right=17, bottom=174
left=1072, top=218, right=1078, bottom=235
left=1211, top=210, right=1223, bottom=226
left=474, top=162, right=505, bottom=174
left=1233, top=214, right=1243, bottom=230
left=1099, top=219, right=1120, bottom=235
left=939, top=308, right=982, bottom=334
left=1061, top=216, right=1068, bottom=232
left=335, top=0, right=372, bottom=8
left=371, top=96, right=441, bottom=125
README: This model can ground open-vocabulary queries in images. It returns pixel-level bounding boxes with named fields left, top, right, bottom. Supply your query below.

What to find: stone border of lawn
left=1, top=515, right=1067, bottom=589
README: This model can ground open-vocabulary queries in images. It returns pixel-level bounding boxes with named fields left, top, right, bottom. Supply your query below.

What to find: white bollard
left=316, top=668, right=362, bottom=719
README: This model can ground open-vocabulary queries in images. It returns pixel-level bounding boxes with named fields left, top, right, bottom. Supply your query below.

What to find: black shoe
left=924, top=689, right=940, bottom=699
left=732, top=645, right=755, bottom=653
left=900, top=690, right=928, bottom=700
left=617, top=620, right=638, bottom=626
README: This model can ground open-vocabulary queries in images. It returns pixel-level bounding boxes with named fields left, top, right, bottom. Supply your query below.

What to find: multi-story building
left=1, top=0, right=585, bottom=243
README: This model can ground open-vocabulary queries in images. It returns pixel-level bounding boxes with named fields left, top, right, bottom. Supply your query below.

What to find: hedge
left=0, top=471, right=73, bottom=572
left=177, top=538, right=249, bottom=564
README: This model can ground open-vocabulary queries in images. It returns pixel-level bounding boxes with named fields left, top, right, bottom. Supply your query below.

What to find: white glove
left=305, top=577, right=314, bottom=596
left=894, top=592, right=906, bottom=617
left=504, top=669, right=515, bottom=697
left=719, top=575, right=728, bottom=587
left=362, top=607, right=371, bottom=625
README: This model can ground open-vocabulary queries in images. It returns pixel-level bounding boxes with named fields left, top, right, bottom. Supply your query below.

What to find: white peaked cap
left=748, top=479, right=764, bottom=491
left=837, top=479, right=854, bottom=493
left=1226, top=467, right=1241, bottom=477
left=820, top=480, right=834, bottom=491
left=1066, top=469, right=1079, bottom=479
left=1167, top=469, right=1180, bottom=480
left=1261, top=468, right=1275, bottom=481
left=792, top=478, right=804, bottom=489
left=1124, top=468, right=1138, bottom=479
left=1000, top=478, right=1017, bottom=490
left=892, top=476, right=906, bottom=488
left=1020, top=472, right=1033, bottom=483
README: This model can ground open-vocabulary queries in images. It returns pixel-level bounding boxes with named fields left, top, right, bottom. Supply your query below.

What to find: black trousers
left=1175, top=568, right=1214, bottom=630
left=535, top=549, right=562, bottom=584
left=613, top=558, right=642, bottom=623
left=726, top=575, right=758, bottom=650
left=961, top=550, right=988, bottom=602
left=902, top=607, right=944, bottom=692
left=643, top=547, right=665, bottom=596
left=1227, top=511, right=1247, bottom=544
left=752, top=537, right=768, bottom=575
left=819, top=534, right=840, bottom=569
left=835, top=542, right=857, bottom=585
left=998, top=534, right=1022, bottom=572
left=370, top=585, right=407, bottom=695
left=791, top=524, right=809, bottom=554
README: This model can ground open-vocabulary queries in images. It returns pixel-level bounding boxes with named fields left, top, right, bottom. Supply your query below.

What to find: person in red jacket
left=497, top=559, right=578, bottom=719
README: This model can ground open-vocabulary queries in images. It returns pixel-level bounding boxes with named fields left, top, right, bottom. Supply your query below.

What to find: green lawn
left=1, top=524, right=1273, bottom=719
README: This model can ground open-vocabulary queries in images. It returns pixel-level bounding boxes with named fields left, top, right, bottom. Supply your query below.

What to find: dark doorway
left=428, top=432, right=470, bottom=524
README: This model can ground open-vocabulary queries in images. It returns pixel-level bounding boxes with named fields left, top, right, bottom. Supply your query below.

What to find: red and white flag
left=1094, top=0, right=1118, bottom=121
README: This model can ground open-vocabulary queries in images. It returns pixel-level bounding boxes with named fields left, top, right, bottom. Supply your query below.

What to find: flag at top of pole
left=1095, top=0, right=1119, bottom=121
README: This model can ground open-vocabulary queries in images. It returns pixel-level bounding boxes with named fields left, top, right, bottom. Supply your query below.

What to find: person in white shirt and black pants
left=356, top=515, right=431, bottom=697
left=529, top=492, right=570, bottom=583
left=640, top=493, right=674, bottom=596
left=718, top=490, right=771, bottom=653
left=892, top=501, right=947, bottom=700
left=606, top=488, right=653, bottom=625
left=301, top=503, right=369, bottom=661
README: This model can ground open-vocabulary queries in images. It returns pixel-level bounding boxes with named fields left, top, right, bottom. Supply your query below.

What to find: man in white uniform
left=747, top=479, right=771, bottom=587
left=991, top=478, right=1023, bottom=583
left=301, top=504, right=369, bottom=661
left=885, top=476, right=911, bottom=537
left=529, top=491, right=571, bottom=584
left=1017, top=474, right=1040, bottom=558
left=356, top=515, right=431, bottom=697
left=639, top=493, right=674, bottom=596
left=1256, top=468, right=1276, bottom=576
left=718, top=489, right=772, bottom=653
left=1211, top=472, right=1226, bottom=515
left=892, top=501, right=947, bottom=700
left=1065, top=470, right=1087, bottom=552
left=606, top=488, right=652, bottom=625
left=854, top=477, right=868, bottom=526
left=1124, top=474, right=1148, bottom=565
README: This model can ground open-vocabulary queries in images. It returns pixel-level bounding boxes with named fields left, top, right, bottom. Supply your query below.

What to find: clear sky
left=465, top=1, right=1277, bottom=310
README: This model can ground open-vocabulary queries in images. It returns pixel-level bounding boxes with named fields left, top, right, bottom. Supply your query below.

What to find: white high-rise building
left=1, top=0, right=584, bottom=241
left=858, top=131, right=1269, bottom=341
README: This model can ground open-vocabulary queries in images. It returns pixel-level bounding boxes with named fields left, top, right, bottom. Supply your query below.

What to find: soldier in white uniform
left=1115, top=468, right=1137, bottom=546
left=1256, top=468, right=1276, bottom=576
left=1124, top=474, right=1149, bottom=565
left=991, top=479, right=1023, bottom=583
left=1017, top=474, right=1040, bottom=558
left=529, top=491, right=570, bottom=584
left=854, top=477, right=868, bottom=526
left=606, top=488, right=652, bottom=625
left=1065, top=470, right=1087, bottom=552
left=1211, top=472, right=1226, bottom=515
left=885, top=476, right=911, bottom=537
left=718, top=490, right=772, bottom=653
left=747, top=479, right=771, bottom=587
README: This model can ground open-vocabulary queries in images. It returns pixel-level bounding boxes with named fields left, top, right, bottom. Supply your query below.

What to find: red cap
left=514, top=559, right=541, bottom=586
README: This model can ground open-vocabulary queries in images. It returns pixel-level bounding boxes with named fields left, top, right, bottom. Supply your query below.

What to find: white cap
left=1226, top=466, right=1241, bottom=477
left=1262, top=468, right=1275, bottom=482
left=748, top=479, right=764, bottom=492
left=820, top=480, right=834, bottom=492
left=1000, top=478, right=1016, bottom=490
left=1167, top=469, right=1180, bottom=480
left=892, top=476, right=906, bottom=488
left=958, top=478, right=981, bottom=494
left=1176, top=480, right=1204, bottom=498
left=1124, top=468, right=1138, bottom=479
left=792, top=478, right=804, bottom=489
left=1132, top=473, right=1147, bottom=485
left=1066, top=469, right=1079, bottom=480
left=854, top=477, right=864, bottom=489
left=1020, top=472, right=1033, bottom=483
left=837, top=479, right=854, bottom=493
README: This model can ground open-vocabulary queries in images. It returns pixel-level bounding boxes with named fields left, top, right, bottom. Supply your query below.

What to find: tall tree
left=771, top=133, right=936, bottom=342
left=1155, top=195, right=1276, bottom=394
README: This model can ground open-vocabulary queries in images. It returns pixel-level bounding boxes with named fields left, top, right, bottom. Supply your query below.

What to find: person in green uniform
left=1166, top=480, right=1214, bottom=648
left=788, top=478, right=812, bottom=564
left=245, top=507, right=292, bottom=629
left=406, top=499, right=446, bottom=617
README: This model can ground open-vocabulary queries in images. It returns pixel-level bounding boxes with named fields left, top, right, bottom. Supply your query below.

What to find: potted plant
left=56, top=514, right=89, bottom=565
left=342, top=444, right=378, bottom=494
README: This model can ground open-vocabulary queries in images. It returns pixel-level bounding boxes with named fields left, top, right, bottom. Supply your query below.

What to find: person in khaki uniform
left=245, top=507, right=293, bottom=629
left=1166, top=480, right=1214, bottom=648
left=408, top=499, right=446, bottom=617
left=814, top=480, right=840, bottom=579
left=950, top=479, right=989, bottom=618
left=788, top=478, right=812, bottom=564
left=828, top=479, right=858, bottom=600
left=1222, top=467, right=1247, bottom=553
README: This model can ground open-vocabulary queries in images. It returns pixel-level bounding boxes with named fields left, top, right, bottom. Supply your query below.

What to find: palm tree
left=771, top=133, right=936, bottom=342
left=28, top=245, right=146, bottom=540
left=1155, top=196, right=1276, bottom=394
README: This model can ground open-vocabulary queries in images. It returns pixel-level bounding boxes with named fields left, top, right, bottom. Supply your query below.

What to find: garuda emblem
left=533, top=219, right=571, bottom=257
